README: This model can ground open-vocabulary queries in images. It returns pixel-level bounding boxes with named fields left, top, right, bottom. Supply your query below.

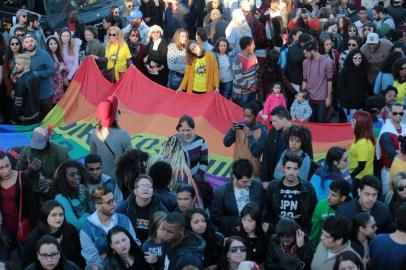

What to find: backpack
left=278, top=43, right=293, bottom=72
left=300, top=151, right=321, bottom=181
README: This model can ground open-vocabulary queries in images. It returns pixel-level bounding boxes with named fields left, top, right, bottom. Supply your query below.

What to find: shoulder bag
left=17, top=172, right=30, bottom=242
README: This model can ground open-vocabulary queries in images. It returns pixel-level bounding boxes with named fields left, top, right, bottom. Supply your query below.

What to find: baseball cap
left=366, top=33, right=379, bottom=44
left=127, top=10, right=143, bottom=20
left=16, top=9, right=27, bottom=19
left=31, top=127, right=49, bottom=150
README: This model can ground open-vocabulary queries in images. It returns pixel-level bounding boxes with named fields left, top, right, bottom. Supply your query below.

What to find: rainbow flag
left=0, top=58, right=354, bottom=187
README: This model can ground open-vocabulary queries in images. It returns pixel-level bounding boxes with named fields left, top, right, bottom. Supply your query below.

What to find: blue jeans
left=0, top=227, right=16, bottom=261
left=220, top=81, right=233, bottom=100
left=235, top=92, right=256, bottom=108
left=168, top=71, right=184, bottom=90
left=310, top=102, right=327, bottom=123
left=343, top=108, right=357, bottom=122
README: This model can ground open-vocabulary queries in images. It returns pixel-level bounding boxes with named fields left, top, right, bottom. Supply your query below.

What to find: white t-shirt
left=234, top=187, right=250, bottom=214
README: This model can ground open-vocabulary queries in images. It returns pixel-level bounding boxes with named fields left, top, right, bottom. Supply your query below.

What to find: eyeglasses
left=400, top=67, right=406, bottom=71
left=135, top=184, right=153, bottom=189
left=16, top=33, right=26, bottom=37
left=10, top=42, right=20, bottom=46
left=38, top=252, right=60, bottom=261
left=229, top=246, right=247, bottom=253
left=348, top=29, right=357, bottom=32
left=128, top=4, right=134, bottom=8
left=353, top=56, right=362, bottom=60
left=397, top=186, right=406, bottom=192
left=130, top=34, right=139, bottom=37
left=392, top=112, right=404, bottom=116
left=109, top=33, right=117, bottom=37
left=348, top=43, right=357, bottom=47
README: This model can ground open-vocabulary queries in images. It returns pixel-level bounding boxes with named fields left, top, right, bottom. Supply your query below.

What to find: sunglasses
left=353, top=56, right=362, bottom=60
left=348, top=43, right=357, bottom=47
left=229, top=246, right=247, bottom=253
left=397, top=186, right=406, bottom=192
left=128, top=4, right=134, bottom=8
left=10, top=42, right=20, bottom=46
left=392, top=112, right=404, bottom=116
left=109, top=33, right=117, bottom=36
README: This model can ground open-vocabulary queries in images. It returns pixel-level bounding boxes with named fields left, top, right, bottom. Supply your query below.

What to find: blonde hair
left=106, top=26, right=125, bottom=49
left=171, top=28, right=189, bottom=49
left=14, top=53, right=31, bottom=67
left=156, top=136, right=203, bottom=207
left=148, top=25, right=164, bottom=40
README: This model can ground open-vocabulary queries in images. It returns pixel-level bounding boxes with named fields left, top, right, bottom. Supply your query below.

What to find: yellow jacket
left=179, top=51, right=219, bottom=93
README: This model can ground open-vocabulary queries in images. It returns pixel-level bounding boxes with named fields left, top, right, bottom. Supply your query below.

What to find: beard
left=24, top=44, right=36, bottom=52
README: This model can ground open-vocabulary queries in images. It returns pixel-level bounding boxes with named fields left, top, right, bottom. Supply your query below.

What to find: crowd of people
left=1, top=0, right=406, bottom=269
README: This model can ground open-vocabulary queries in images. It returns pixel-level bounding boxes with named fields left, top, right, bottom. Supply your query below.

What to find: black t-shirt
left=134, top=202, right=152, bottom=243
left=279, top=183, right=302, bottom=222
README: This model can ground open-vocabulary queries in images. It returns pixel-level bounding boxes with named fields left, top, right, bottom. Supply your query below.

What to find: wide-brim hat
left=96, top=96, right=118, bottom=128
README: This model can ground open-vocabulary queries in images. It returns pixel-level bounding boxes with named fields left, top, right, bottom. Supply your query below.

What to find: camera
left=233, top=122, right=245, bottom=130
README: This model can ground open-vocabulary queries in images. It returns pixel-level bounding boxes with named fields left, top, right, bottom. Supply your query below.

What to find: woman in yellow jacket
left=393, top=58, right=406, bottom=105
left=177, top=40, right=219, bottom=94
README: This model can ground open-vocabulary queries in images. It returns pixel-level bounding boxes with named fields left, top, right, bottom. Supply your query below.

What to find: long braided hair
left=156, top=135, right=203, bottom=207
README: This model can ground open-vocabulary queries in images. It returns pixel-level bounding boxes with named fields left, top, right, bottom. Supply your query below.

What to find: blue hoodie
left=79, top=211, right=139, bottom=265
left=30, top=48, right=56, bottom=101
left=166, top=231, right=205, bottom=270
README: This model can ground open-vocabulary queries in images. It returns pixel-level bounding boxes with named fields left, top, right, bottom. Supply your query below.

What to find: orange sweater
left=179, top=51, right=219, bottom=93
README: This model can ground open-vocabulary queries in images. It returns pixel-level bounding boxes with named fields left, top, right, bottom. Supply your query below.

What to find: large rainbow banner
left=0, top=58, right=354, bottom=186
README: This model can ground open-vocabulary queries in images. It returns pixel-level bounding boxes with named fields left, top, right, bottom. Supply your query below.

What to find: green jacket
left=310, top=199, right=336, bottom=251
left=16, top=142, right=69, bottom=192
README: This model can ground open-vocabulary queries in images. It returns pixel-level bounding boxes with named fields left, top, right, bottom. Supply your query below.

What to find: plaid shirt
left=245, top=12, right=268, bottom=49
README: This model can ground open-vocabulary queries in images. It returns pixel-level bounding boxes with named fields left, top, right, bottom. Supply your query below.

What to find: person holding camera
left=288, top=4, right=320, bottom=35
left=223, top=101, right=267, bottom=178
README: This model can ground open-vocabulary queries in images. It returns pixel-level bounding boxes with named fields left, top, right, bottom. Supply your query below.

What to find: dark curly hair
left=52, top=160, right=89, bottom=198
left=344, top=49, right=367, bottom=69
left=283, top=124, right=312, bottom=154
left=115, top=149, right=149, bottom=198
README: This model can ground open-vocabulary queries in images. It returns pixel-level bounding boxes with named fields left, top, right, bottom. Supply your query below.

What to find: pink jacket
left=263, top=92, right=287, bottom=116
